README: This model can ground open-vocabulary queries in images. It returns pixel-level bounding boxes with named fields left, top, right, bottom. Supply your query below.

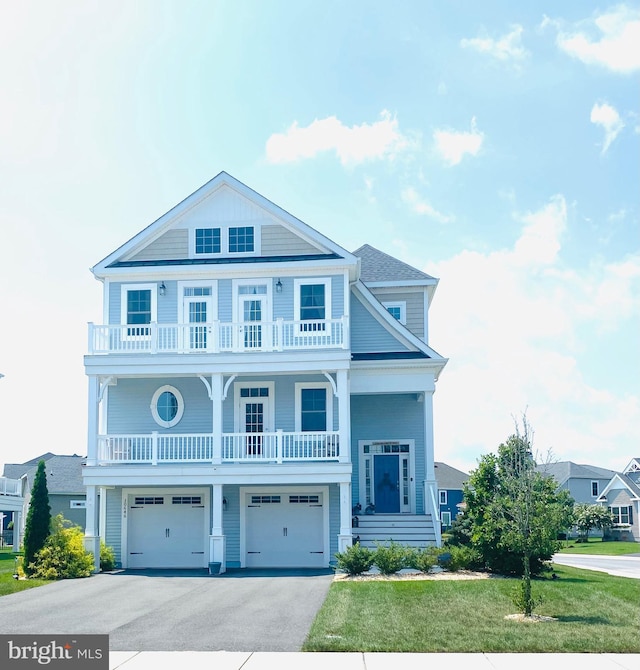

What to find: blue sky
left=1, top=1, right=638, bottom=475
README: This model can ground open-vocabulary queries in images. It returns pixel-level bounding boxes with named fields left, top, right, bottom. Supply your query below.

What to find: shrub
left=444, top=544, right=483, bottom=572
left=511, top=577, right=543, bottom=615
left=23, top=460, right=51, bottom=576
left=100, top=542, right=116, bottom=572
left=29, top=515, right=95, bottom=580
left=405, top=546, right=441, bottom=573
left=334, top=543, right=374, bottom=575
left=373, top=541, right=408, bottom=575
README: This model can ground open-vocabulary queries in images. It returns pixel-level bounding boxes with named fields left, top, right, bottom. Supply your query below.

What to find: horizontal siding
left=329, top=484, right=340, bottom=562
left=105, top=488, right=122, bottom=566
left=370, top=288, right=425, bottom=339
left=350, top=294, right=410, bottom=353
left=350, top=394, right=426, bottom=513
left=223, top=485, right=241, bottom=567
left=129, top=229, right=189, bottom=261
left=262, top=224, right=321, bottom=256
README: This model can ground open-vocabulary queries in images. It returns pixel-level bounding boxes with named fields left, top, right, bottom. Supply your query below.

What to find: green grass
left=303, top=566, right=640, bottom=652
left=0, top=550, right=51, bottom=596
left=558, top=539, right=640, bottom=555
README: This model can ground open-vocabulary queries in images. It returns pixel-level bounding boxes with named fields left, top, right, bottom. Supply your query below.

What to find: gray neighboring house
left=434, top=462, right=468, bottom=529
left=2, top=454, right=87, bottom=536
left=539, top=461, right=618, bottom=505
left=597, top=457, right=640, bottom=542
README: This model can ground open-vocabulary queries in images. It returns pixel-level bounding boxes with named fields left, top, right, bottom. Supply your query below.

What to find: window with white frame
left=609, top=506, right=632, bottom=525
left=121, top=284, right=157, bottom=338
left=195, top=227, right=221, bottom=254
left=229, top=226, right=254, bottom=253
left=70, top=500, right=86, bottom=509
left=439, top=490, right=447, bottom=505
left=191, top=226, right=257, bottom=257
left=294, top=278, right=331, bottom=332
left=591, top=481, right=599, bottom=497
left=441, top=511, right=452, bottom=527
left=151, top=385, right=184, bottom=428
left=383, top=301, right=406, bottom=325
left=295, top=383, right=332, bottom=432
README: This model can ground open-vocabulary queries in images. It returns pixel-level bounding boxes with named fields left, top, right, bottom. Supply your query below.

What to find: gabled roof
left=92, top=171, right=361, bottom=280
left=435, top=462, right=469, bottom=490
left=623, top=457, right=640, bottom=475
left=3, top=455, right=85, bottom=495
left=353, top=244, right=436, bottom=283
left=597, top=473, right=640, bottom=502
left=538, top=461, right=618, bottom=486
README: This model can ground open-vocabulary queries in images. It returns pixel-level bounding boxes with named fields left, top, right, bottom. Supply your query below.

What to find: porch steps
left=352, top=514, right=437, bottom=548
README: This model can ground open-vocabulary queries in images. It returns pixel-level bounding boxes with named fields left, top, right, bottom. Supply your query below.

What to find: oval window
left=151, top=385, right=184, bottom=428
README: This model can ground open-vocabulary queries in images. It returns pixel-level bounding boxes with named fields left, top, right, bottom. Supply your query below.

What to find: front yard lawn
left=303, top=565, right=640, bottom=652
left=558, top=539, right=640, bottom=555
left=0, top=551, right=50, bottom=596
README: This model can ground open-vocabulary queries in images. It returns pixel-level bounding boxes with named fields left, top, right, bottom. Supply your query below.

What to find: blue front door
left=374, top=455, right=400, bottom=513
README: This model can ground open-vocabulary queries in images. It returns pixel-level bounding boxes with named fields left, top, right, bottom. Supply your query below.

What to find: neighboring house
left=3, top=454, right=87, bottom=540
left=598, top=458, right=640, bottom=542
left=434, top=462, right=468, bottom=529
left=539, top=461, right=618, bottom=505
left=82, top=171, right=448, bottom=571
left=0, top=475, right=23, bottom=550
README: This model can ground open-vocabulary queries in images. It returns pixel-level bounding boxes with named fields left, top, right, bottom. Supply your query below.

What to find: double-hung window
left=295, top=278, right=331, bottom=333
left=121, top=284, right=157, bottom=338
left=295, top=383, right=332, bottom=433
left=609, top=506, right=632, bottom=525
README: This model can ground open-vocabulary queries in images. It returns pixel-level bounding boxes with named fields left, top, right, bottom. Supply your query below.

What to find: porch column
left=83, top=485, right=100, bottom=573
left=86, top=376, right=99, bottom=466
left=209, top=484, right=226, bottom=573
left=338, top=481, right=353, bottom=553
left=337, top=370, right=351, bottom=463
left=422, top=385, right=441, bottom=546
left=212, top=374, right=223, bottom=464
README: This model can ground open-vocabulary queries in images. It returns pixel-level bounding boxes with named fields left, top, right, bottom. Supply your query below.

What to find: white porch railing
left=0, top=477, right=21, bottom=496
left=96, top=430, right=340, bottom=464
left=88, top=318, right=348, bottom=354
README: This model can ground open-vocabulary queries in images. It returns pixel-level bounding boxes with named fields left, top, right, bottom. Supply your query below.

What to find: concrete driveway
left=0, top=569, right=334, bottom=652
left=553, top=553, right=640, bottom=579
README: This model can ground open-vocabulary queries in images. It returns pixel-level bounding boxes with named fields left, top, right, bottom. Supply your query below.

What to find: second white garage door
left=245, top=491, right=326, bottom=568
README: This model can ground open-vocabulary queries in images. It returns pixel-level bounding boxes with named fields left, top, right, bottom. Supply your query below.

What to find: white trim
left=382, top=301, right=407, bottom=325
left=120, top=283, right=158, bottom=337
left=177, top=280, right=218, bottom=323
left=294, top=277, right=332, bottom=322
left=294, top=382, right=333, bottom=432
left=591, top=480, right=599, bottom=498
left=231, top=278, right=272, bottom=324
left=150, top=385, right=185, bottom=428
left=440, top=511, right=452, bottom=527
left=188, top=223, right=262, bottom=259
left=233, top=381, right=275, bottom=433
left=239, top=485, right=330, bottom=568
left=439, top=490, right=447, bottom=505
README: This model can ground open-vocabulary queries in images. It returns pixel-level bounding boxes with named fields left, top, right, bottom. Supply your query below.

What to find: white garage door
left=245, top=492, right=325, bottom=568
left=127, top=494, right=206, bottom=569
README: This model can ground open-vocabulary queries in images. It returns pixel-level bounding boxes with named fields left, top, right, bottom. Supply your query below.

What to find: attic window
left=229, top=226, right=254, bottom=253
left=383, top=301, right=406, bottom=325
left=195, top=228, right=221, bottom=254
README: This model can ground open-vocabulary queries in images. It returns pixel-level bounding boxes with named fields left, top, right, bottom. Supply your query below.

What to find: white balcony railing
left=0, top=477, right=21, bottom=496
left=88, top=318, right=348, bottom=354
left=96, top=430, right=341, bottom=464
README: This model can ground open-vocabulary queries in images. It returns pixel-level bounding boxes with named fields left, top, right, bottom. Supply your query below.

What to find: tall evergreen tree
left=23, top=460, right=51, bottom=575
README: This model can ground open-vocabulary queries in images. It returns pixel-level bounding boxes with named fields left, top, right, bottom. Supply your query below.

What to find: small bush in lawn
left=373, top=541, right=408, bottom=575
left=29, top=515, right=95, bottom=580
left=100, top=542, right=116, bottom=572
left=406, top=546, right=441, bottom=573
left=334, top=543, right=375, bottom=575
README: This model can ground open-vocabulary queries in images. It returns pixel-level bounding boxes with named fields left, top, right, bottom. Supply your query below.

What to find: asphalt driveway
left=0, top=569, right=334, bottom=651
left=552, top=553, right=640, bottom=579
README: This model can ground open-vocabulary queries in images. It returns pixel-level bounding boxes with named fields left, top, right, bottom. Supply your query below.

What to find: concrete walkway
left=109, top=651, right=640, bottom=670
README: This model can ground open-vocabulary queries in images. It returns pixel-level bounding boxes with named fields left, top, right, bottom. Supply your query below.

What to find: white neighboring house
left=83, top=172, right=448, bottom=572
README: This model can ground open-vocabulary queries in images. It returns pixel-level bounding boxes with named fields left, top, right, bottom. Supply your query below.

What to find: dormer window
left=383, top=301, right=407, bottom=325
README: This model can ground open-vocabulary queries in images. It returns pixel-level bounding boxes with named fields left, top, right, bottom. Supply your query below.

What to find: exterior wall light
left=159, top=282, right=166, bottom=296
left=275, top=279, right=283, bottom=293
left=222, top=497, right=228, bottom=511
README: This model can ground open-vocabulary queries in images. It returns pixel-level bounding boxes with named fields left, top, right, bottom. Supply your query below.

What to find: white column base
left=83, top=535, right=101, bottom=573
left=209, top=535, right=226, bottom=574
left=338, top=534, right=353, bottom=553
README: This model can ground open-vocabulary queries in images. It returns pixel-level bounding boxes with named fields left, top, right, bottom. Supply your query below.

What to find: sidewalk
left=109, top=651, right=640, bottom=670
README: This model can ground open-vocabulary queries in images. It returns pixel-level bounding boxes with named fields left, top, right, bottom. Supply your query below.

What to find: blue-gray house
left=81, top=172, right=448, bottom=571
left=434, top=462, right=468, bottom=529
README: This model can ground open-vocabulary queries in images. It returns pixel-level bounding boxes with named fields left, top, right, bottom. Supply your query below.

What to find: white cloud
left=265, top=110, right=412, bottom=166
left=460, top=24, right=529, bottom=62
left=428, top=195, right=640, bottom=473
left=590, top=102, right=625, bottom=153
left=554, top=5, right=640, bottom=73
left=433, top=117, right=484, bottom=166
left=401, top=187, right=454, bottom=224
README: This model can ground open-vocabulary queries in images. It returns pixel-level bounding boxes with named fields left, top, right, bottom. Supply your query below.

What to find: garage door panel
left=245, top=492, right=325, bottom=568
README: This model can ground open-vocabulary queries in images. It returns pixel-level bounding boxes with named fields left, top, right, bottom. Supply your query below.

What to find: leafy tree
left=574, top=503, right=614, bottom=541
left=463, top=416, right=574, bottom=615
left=23, top=460, right=51, bottom=576
left=29, top=515, right=94, bottom=579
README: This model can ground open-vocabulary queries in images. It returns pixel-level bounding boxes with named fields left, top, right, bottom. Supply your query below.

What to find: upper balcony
left=88, top=318, right=348, bottom=355
left=0, top=477, right=21, bottom=497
